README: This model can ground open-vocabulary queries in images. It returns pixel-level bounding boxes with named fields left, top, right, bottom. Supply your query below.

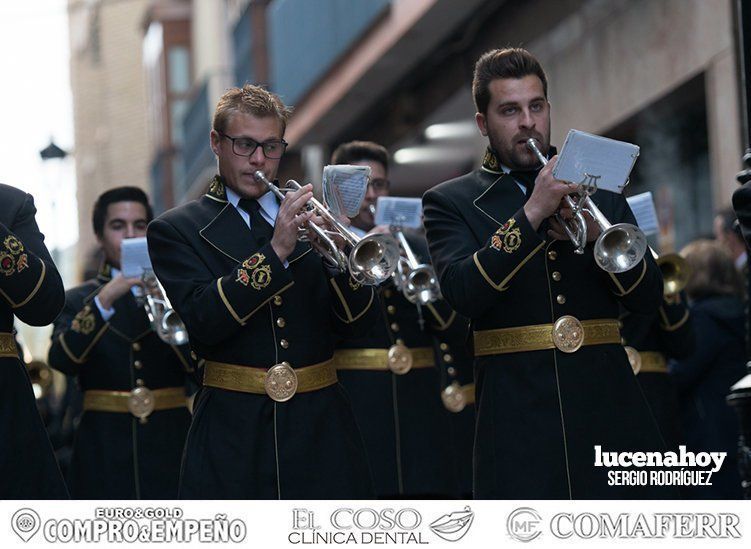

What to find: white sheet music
left=374, top=197, right=422, bottom=228
left=120, top=237, right=153, bottom=278
left=553, top=129, right=640, bottom=194
left=322, top=165, right=370, bottom=218
left=626, top=191, right=660, bottom=236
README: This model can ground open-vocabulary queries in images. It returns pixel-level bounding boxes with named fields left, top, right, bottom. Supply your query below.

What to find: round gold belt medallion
left=265, top=362, right=298, bottom=402
left=128, top=386, right=155, bottom=420
left=441, top=382, right=466, bottom=413
left=387, top=344, right=413, bottom=374
left=552, top=315, right=585, bottom=353
left=624, top=346, right=642, bottom=374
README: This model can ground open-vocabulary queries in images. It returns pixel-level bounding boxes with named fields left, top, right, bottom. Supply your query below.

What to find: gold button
left=618, top=320, right=624, bottom=329
left=552, top=271, right=561, bottom=281
left=190, top=351, right=197, bottom=360
left=273, top=295, right=283, bottom=306
left=439, top=342, right=449, bottom=351
left=276, top=317, right=286, bottom=328
left=443, top=353, right=453, bottom=363
left=390, top=323, right=399, bottom=332
left=556, top=294, right=566, bottom=304
left=447, top=367, right=456, bottom=376
left=132, top=342, right=141, bottom=352
left=395, top=338, right=405, bottom=345
left=136, top=378, right=144, bottom=386
left=134, top=360, right=143, bottom=369
left=387, top=305, right=396, bottom=315
left=280, top=339, right=289, bottom=349
left=548, top=250, right=557, bottom=261
left=384, top=289, right=393, bottom=298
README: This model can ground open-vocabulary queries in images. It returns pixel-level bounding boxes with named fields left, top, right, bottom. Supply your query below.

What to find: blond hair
left=213, top=84, right=293, bottom=135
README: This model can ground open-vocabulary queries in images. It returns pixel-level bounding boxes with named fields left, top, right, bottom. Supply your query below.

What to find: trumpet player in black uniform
left=0, top=183, right=68, bottom=499
left=423, top=48, right=674, bottom=499
left=331, top=141, right=473, bottom=498
left=147, top=85, right=378, bottom=499
left=620, top=256, right=694, bottom=454
left=48, top=187, right=195, bottom=499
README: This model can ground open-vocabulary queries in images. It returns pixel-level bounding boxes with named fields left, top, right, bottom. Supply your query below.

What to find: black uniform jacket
left=146, top=178, right=378, bottom=499
left=335, top=231, right=472, bottom=497
left=48, top=265, right=194, bottom=499
left=423, top=168, right=674, bottom=499
left=0, top=183, right=68, bottom=499
left=621, top=292, right=693, bottom=451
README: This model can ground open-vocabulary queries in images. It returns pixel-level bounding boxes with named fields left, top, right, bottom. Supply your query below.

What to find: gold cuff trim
left=660, top=308, right=690, bottom=332
left=330, top=279, right=374, bottom=323
left=426, top=303, right=456, bottom=331
left=58, top=322, right=110, bottom=364
left=473, top=240, right=545, bottom=292
left=14, top=260, right=46, bottom=308
left=474, top=318, right=621, bottom=356
left=332, top=347, right=434, bottom=370
left=217, top=278, right=243, bottom=324
left=610, top=259, right=647, bottom=297
left=83, top=387, right=187, bottom=414
left=0, top=332, right=18, bottom=358
left=203, top=358, right=337, bottom=396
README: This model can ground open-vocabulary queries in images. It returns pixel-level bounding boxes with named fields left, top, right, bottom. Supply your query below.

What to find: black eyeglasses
left=219, top=132, right=288, bottom=159
left=369, top=178, right=390, bottom=191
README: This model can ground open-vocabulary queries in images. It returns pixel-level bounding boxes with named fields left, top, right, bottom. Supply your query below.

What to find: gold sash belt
left=83, top=386, right=187, bottom=419
left=203, top=359, right=337, bottom=402
left=0, top=333, right=18, bottom=358
left=474, top=316, right=621, bottom=355
left=332, top=346, right=434, bottom=372
left=625, top=348, right=668, bottom=374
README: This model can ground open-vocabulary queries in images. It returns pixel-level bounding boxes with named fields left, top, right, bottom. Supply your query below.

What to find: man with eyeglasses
left=147, top=84, right=377, bottom=499
left=330, top=141, right=474, bottom=498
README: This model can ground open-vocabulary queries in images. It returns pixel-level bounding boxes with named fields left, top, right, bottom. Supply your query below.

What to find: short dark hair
left=92, top=186, right=153, bottom=237
left=681, top=239, right=744, bottom=299
left=472, top=47, right=548, bottom=114
left=330, top=140, right=389, bottom=172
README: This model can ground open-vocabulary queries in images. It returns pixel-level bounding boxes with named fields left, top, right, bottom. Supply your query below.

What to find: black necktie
left=238, top=198, right=274, bottom=245
left=509, top=169, right=539, bottom=198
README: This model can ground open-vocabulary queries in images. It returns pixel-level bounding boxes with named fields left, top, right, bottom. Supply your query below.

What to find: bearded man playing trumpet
left=423, top=48, right=676, bottom=499
left=147, top=84, right=377, bottom=499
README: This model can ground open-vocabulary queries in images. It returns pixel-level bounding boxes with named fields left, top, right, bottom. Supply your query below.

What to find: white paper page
left=626, top=191, right=660, bottom=236
left=553, top=129, right=640, bottom=194
left=322, top=164, right=370, bottom=217
left=120, top=237, right=153, bottom=278
left=374, top=197, right=423, bottom=228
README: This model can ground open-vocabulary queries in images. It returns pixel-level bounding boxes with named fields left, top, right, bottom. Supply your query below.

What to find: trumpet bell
left=657, top=253, right=690, bottom=295
left=593, top=223, right=648, bottom=273
left=404, top=265, right=441, bottom=305
left=159, top=309, right=189, bottom=346
left=349, top=234, right=400, bottom=285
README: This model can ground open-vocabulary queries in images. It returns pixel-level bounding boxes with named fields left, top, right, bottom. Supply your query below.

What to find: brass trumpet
left=253, top=171, right=400, bottom=285
left=651, top=249, right=690, bottom=296
left=27, top=360, right=53, bottom=400
left=140, top=270, right=189, bottom=346
left=526, top=138, right=647, bottom=273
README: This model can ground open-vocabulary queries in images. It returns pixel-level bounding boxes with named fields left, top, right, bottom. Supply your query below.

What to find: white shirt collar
left=225, top=185, right=279, bottom=227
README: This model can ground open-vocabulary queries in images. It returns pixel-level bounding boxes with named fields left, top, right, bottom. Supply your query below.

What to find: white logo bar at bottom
left=1, top=500, right=749, bottom=548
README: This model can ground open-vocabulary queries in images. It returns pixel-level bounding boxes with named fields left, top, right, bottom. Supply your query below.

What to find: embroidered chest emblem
left=251, top=265, right=272, bottom=290
left=490, top=218, right=522, bottom=253
left=72, top=305, right=96, bottom=335
left=4, top=236, right=24, bottom=255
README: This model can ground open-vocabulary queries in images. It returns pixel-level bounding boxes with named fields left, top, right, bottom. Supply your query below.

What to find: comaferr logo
left=507, top=507, right=542, bottom=542
left=550, top=512, right=741, bottom=539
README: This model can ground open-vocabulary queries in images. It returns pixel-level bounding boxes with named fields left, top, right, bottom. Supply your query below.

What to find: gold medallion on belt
left=441, top=382, right=466, bottom=413
left=127, top=386, right=155, bottom=422
left=552, top=315, right=585, bottom=353
left=624, top=346, right=641, bottom=374
left=387, top=344, right=413, bottom=374
left=264, top=362, right=298, bottom=402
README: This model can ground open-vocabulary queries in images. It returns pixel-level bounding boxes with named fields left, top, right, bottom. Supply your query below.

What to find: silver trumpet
left=254, top=171, right=400, bottom=285
left=526, top=138, right=647, bottom=273
left=392, top=230, right=441, bottom=305
left=140, top=270, right=189, bottom=345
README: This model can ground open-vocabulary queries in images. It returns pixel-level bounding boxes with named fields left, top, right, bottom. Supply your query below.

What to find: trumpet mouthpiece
left=253, top=170, right=268, bottom=183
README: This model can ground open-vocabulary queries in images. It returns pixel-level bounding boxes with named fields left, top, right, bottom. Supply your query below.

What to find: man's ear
left=475, top=112, right=488, bottom=137
left=209, top=130, right=221, bottom=156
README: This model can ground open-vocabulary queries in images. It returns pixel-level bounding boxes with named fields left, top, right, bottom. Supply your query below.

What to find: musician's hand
left=366, top=224, right=391, bottom=236
left=523, top=156, right=575, bottom=230
left=272, top=184, right=315, bottom=263
left=98, top=274, right=143, bottom=310
left=303, top=214, right=347, bottom=252
left=547, top=200, right=601, bottom=242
